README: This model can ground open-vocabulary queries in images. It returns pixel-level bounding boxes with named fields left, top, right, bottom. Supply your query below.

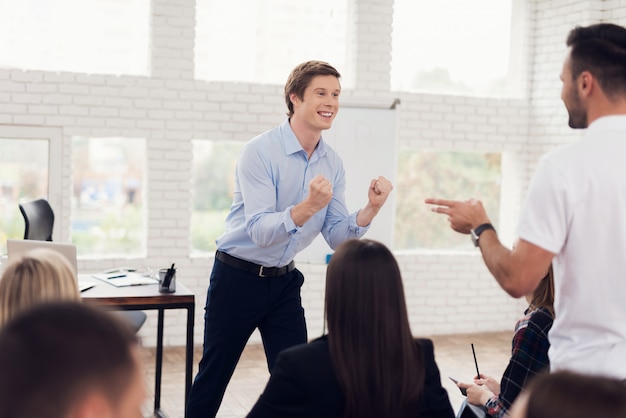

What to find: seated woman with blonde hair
left=248, top=239, right=455, bottom=418
left=0, top=248, right=80, bottom=327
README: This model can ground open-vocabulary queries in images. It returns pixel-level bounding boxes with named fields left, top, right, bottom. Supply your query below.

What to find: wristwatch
left=470, top=223, right=495, bottom=247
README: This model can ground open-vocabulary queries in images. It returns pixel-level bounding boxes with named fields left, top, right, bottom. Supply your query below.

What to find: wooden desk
left=81, top=277, right=195, bottom=418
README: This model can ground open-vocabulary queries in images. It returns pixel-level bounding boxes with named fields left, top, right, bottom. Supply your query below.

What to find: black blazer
left=247, top=336, right=455, bottom=418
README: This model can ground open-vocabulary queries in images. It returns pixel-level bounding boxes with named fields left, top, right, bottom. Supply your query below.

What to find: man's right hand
left=290, top=174, right=333, bottom=227
left=306, top=174, right=333, bottom=211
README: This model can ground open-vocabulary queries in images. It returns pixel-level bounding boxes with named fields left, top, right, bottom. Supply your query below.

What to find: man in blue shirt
left=186, top=61, right=393, bottom=418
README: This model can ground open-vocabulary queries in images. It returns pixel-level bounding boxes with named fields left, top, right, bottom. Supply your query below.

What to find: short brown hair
left=0, top=302, right=138, bottom=418
left=525, top=371, right=626, bottom=418
left=566, top=23, right=626, bottom=100
left=284, top=60, right=341, bottom=117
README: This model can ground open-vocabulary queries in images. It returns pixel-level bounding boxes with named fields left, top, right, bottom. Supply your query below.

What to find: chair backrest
left=18, top=199, right=55, bottom=241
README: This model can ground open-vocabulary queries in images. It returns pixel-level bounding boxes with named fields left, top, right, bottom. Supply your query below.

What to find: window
left=0, top=0, right=149, bottom=75
left=195, top=0, right=352, bottom=87
left=0, top=126, right=62, bottom=254
left=391, top=0, right=524, bottom=97
left=394, top=150, right=501, bottom=251
left=191, top=140, right=245, bottom=255
left=71, top=137, right=146, bottom=257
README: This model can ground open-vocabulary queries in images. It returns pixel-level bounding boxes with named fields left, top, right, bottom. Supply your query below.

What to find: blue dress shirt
left=216, top=119, right=368, bottom=267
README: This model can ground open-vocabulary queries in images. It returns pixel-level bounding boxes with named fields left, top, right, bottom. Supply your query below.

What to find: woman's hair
left=529, top=264, right=555, bottom=318
left=0, top=248, right=80, bottom=327
left=325, top=239, right=424, bottom=418
left=524, top=370, right=626, bottom=418
left=284, top=60, right=341, bottom=117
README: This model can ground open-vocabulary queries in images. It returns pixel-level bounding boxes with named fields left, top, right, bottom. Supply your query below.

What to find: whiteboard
left=295, top=106, right=398, bottom=264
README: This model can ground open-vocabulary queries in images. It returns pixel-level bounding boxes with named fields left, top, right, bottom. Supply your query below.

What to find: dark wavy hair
left=566, top=23, right=626, bottom=100
left=284, top=60, right=341, bottom=117
left=325, top=239, right=424, bottom=418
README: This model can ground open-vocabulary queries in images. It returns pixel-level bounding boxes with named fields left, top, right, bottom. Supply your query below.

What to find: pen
left=107, top=274, right=127, bottom=279
left=471, top=343, right=481, bottom=378
left=162, top=263, right=175, bottom=288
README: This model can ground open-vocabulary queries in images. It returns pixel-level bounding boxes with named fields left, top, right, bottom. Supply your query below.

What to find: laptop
left=6, top=239, right=95, bottom=292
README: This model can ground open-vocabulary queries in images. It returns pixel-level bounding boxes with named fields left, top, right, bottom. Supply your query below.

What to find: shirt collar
left=280, top=119, right=328, bottom=158
left=587, top=115, right=626, bottom=131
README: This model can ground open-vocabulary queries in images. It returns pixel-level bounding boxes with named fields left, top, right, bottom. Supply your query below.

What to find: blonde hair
left=0, top=248, right=80, bottom=327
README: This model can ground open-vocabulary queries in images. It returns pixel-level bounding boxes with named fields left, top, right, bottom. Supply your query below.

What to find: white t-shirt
left=517, top=115, right=626, bottom=379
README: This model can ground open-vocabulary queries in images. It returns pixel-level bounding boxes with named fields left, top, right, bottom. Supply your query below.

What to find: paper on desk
left=92, top=271, right=159, bottom=287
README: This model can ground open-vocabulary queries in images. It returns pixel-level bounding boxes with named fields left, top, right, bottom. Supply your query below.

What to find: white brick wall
left=1, top=0, right=623, bottom=348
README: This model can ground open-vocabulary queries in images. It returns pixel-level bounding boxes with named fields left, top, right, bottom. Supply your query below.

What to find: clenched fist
left=308, top=174, right=333, bottom=212
left=368, top=176, right=393, bottom=209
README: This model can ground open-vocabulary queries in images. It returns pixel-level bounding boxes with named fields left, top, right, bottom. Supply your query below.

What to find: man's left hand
left=424, top=197, right=490, bottom=234
left=368, top=176, right=393, bottom=208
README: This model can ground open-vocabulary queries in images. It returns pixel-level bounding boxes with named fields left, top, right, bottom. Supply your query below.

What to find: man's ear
left=69, top=391, right=112, bottom=418
left=578, top=71, right=594, bottom=97
left=289, top=92, right=301, bottom=108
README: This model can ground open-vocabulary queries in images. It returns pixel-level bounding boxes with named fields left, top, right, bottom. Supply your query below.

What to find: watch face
left=470, top=229, right=479, bottom=247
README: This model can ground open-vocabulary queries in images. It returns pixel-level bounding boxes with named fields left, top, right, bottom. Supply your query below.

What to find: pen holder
left=158, top=267, right=176, bottom=293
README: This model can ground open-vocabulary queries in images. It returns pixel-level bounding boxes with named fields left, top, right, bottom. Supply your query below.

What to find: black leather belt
left=215, top=250, right=295, bottom=277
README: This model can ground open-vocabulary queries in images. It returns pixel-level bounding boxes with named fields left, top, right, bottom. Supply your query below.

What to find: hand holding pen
left=469, top=343, right=500, bottom=394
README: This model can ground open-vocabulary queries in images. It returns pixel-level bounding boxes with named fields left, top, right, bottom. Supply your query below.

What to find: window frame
left=0, top=125, right=63, bottom=241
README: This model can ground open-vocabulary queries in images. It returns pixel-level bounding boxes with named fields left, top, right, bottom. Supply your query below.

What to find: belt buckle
left=259, top=266, right=268, bottom=277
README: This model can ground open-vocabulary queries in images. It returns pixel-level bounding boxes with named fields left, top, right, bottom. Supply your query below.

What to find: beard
left=565, top=85, right=588, bottom=129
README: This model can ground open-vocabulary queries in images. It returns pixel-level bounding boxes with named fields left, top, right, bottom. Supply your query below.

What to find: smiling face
left=290, top=74, right=341, bottom=135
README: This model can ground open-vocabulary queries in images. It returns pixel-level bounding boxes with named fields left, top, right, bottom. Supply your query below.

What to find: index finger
left=424, top=198, right=457, bottom=207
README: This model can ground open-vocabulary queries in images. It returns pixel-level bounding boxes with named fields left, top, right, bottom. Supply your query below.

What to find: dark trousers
left=185, top=258, right=307, bottom=418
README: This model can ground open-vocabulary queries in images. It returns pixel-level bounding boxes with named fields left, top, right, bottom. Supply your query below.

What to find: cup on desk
left=158, top=267, right=176, bottom=293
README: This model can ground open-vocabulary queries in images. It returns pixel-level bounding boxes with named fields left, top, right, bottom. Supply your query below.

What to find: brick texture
left=1, top=0, right=623, bottom=347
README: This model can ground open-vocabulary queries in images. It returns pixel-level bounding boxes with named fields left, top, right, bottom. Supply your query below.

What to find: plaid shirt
left=484, top=306, right=553, bottom=418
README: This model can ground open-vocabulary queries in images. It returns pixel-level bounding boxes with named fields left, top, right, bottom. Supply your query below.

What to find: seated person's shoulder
left=276, top=336, right=331, bottom=370
left=415, top=338, right=435, bottom=353
left=530, top=306, right=554, bottom=328
left=283, top=336, right=328, bottom=354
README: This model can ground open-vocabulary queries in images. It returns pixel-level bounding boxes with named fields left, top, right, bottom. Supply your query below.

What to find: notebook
left=91, top=268, right=158, bottom=287
left=6, top=239, right=95, bottom=292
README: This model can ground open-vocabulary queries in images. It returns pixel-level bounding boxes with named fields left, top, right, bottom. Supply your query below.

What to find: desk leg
left=155, top=308, right=165, bottom=415
left=185, top=304, right=195, bottom=416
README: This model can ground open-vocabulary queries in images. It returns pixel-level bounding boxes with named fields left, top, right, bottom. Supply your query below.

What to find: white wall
left=1, top=0, right=625, bottom=347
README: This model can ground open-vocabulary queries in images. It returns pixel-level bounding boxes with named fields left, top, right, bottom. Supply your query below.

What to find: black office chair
left=19, top=199, right=55, bottom=241
left=18, top=198, right=147, bottom=333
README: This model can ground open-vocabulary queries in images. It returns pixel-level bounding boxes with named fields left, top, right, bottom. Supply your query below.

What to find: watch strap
left=471, top=223, right=495, bottom=247
left=474, top=223, right=495, bottom=237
